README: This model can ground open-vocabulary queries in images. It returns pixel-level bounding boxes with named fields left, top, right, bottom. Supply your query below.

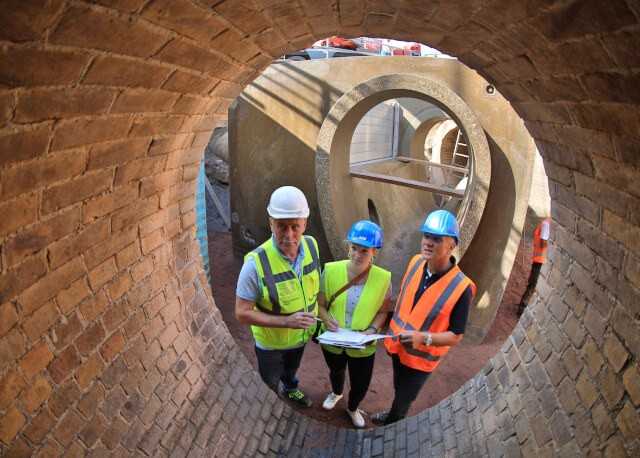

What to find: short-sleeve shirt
left=411, top=257, right=472, bottom=335
left=320, top=269, right=392, bottom=329
left=236, top=236, right=307, bottom=302
left=540, top=219, right=550, bottom=241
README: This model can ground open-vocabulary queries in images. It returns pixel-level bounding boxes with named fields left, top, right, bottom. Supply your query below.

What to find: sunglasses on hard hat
left=422, top=233, right=444, bottom=243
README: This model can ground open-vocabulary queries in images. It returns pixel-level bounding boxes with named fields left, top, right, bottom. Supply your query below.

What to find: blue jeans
left=254, top=345, right=305, bottom=393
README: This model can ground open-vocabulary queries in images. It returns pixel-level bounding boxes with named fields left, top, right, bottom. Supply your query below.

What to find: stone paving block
left=572, top=407, right=595, bottom=448
left=371, top=435, right=383, bottom=456
left=484, top=432, right=503, bottom=458
left=557, top=377, right=582, bottom=415
left=443, top=426, right=458, bottom=451
left=592, top=402, right=616, bottom=441
left=550, top=410, right=573, bottom=447
left=615, top=400, right=640, bottom=439
left=503, top=436, right=522, bottom=458
left=429, top=421, right=442, bottom=445
left=395, top=424, right=407, bottom=451
left=529, top=414, right=553, bottom=448
left=440, top=406, right=453, bottom=429
left=561, top=346, right=583, bottom=380
left=526, top=356, right=550, bottom=391
left=603, top=333, right=629, bottom=373
left=582, top=336, right=605, bottom=377
left=538, top=384, right=561, bottom=418
left=597, top=366, right=625, bottom=408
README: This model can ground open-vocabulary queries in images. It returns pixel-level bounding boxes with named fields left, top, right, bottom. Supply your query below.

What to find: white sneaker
left=347, top=408, right=366, bottom=428
left=322, top=392, right=343, bottom=410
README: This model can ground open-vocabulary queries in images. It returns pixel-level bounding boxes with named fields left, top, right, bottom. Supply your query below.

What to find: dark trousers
left=385, top=354, right=431, bottom=424
left=321, top=347, right=375, bottom=411
left=520, top=262, right=542, bottom=313
left=254, top=345, right=305, bottom=393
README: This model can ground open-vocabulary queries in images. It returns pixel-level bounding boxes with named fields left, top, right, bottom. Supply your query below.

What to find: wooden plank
left=349, top=168, right=465, bottom=198
left=395, top=157, right=469, bottom=174
left=204, top=177, right=231, bottom=229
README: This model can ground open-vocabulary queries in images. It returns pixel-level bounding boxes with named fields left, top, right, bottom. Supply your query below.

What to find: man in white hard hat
left=235, top=186, right=320, bottom=407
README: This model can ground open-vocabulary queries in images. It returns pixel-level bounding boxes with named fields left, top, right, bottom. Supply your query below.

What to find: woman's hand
left=324, top=317, right=339, bottom=332
left=362, top=326, right=376, bottom=335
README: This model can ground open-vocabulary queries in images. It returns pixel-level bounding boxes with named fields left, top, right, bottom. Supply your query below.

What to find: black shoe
left=370, top=411, right=389, bottom=426
left=280, top=387, right=312, bottom=408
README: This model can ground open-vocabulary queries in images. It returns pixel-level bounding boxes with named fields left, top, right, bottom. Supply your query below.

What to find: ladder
left=451, top=130, right=469, bottom=168
left=448, top=130, right=470, bottom=186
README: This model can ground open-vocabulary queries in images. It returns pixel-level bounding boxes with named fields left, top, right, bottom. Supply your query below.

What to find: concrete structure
left=230, top=57, right=534, bottom=342
left=0, top=1, right=639, bottom=457
left=204, top=125, right=229, bottom=184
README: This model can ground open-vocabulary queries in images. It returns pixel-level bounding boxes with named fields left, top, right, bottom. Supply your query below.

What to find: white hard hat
left=267, top=186, right=310, bottom=219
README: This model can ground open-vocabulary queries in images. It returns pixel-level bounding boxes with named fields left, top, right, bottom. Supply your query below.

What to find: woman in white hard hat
left=317, top=220, right=392, bottom=428
left=235, top=186, right=321, bottom=407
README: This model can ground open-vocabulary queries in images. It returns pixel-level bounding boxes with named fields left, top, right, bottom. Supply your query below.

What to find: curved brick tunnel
left=1, top=1, right=639, bottom=456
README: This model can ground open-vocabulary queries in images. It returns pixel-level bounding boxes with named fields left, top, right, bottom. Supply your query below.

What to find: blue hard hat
left=347, top=220, right=384, bottom=249
left=420, top=210, right=460, bottom=243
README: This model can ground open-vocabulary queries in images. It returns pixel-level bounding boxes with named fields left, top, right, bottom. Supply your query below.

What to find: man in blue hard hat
left=373, top=209, right=476, bottom=425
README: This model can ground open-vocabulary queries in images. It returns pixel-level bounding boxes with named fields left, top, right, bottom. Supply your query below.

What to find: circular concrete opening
left=315, top=74, right=491, bottom=288
left=2, top=3, right=639, bottom=457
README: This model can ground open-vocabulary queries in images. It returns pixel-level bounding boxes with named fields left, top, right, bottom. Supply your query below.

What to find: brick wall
left=0, top=1, right=639, bottom=456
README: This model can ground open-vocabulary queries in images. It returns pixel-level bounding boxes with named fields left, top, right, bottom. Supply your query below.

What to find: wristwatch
left=423, top=332, right=433, bottom=346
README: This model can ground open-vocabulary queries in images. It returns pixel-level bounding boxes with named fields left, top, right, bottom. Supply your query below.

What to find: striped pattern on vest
left=385, top=255, right=475, bottom=372
left=253, top=235, right=319, bottom=315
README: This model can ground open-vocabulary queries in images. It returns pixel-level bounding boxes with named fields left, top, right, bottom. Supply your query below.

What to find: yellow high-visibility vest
left=246, top=236, right=320, bottom=349
left=322, top=260, right=390, bottom=357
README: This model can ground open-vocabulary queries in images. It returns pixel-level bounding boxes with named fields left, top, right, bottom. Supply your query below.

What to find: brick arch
left=0, top=1, right=638, bottom=456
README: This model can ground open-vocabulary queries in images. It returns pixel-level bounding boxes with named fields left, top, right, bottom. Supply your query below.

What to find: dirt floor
left=208, top=230, right=532, bottom=429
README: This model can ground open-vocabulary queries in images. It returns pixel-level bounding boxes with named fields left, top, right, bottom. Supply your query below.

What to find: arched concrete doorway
left=0, top=2, right=638, bottom=456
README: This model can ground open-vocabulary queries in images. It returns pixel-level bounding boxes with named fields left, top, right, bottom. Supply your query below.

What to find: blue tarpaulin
left=195, top=162, right=210, bottom=281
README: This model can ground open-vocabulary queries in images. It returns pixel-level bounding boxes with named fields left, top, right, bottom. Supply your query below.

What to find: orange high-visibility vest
left=532, top=218, right=550, bottom=264
left=384, top=255, right=476, bottom=373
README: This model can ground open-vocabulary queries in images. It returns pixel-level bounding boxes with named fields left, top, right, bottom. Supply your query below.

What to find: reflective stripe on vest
left=385, top=255, right=475, bottom=372
left=420, top=271, right=466, bottom=331
left=394, top=255, right=425, bottom=316
left=255, top=248, right=284, bottom=314
left=303, top=238, right=320, bottom=275
left=390, top=271, right=465, bottom=332
left=252, top=236, right=319, bottom=315
left=403, top=346, right=441, bottom=360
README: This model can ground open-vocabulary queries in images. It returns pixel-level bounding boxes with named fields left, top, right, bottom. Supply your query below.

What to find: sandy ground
left=207, top=228, right=531, bottom=429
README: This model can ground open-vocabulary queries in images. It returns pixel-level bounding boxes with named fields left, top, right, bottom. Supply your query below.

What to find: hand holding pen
left=325, top=313, right=340, bottom=332
left=317, top=313, right=339, bottom=331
